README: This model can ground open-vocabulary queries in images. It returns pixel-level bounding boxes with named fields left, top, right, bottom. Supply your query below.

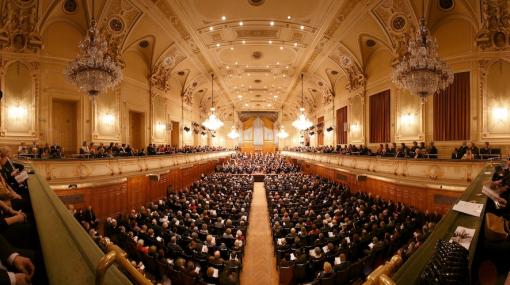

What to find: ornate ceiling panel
left=168, top=0, right=346, bottom=113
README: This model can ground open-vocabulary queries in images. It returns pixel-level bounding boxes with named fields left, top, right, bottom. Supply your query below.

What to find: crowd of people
left=265, top=173, right=441, bottom=284
left=451, top=141, right=500, bottom=160
left=79, top=142, right=226, bottom=158
left=16, top=141, right=226, bottom=159
left=0, top=146, right=46, bottom=284
left=17, top=142, right=63, bottom=159
left=218, top=153, right=299, bottom=174
left=64, top=151, right=454, bottom=284
left=84, top=173, right=253, bottom=285
left=289, top=141, right=506, bottom=161
left=289, top=141, right=438, bottom=159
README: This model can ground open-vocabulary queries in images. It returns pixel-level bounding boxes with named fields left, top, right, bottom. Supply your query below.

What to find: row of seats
left=83, top=172, right=254, bottom=285
left=264, top=173, right=440, bottom=284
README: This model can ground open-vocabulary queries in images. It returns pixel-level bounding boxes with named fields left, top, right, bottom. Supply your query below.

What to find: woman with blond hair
left=317, top=261, right=335, bottom=279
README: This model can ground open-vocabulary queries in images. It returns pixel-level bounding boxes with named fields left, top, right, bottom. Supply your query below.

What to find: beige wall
left=2, top=0, right=508, bottom=155
left=283, top=8, right=510, bottom=158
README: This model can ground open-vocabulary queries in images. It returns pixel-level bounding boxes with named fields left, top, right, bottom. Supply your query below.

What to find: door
left=171, top=121, right=179, bottom=147
left=129, top=111, right=144, bottom=150
left=317, top=116, right=324, bottom=146
left=336, top=106, right=348, bottom=145
left=52, top=99, right=77, bottom=153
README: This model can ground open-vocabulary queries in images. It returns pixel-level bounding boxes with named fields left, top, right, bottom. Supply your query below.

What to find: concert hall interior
left=0, top=0, right=510, bottom=285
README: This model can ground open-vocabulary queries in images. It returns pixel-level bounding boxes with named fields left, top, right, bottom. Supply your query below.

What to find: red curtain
left=433, top=72, right=470, bottom=141
left=336, top=106, right=348, bottom=144
left=369, top=90, right=391, bottom=143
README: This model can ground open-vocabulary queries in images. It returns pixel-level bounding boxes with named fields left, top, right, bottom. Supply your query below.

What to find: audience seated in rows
left=0, top=146, right=47, bottom=284
left=265, top=173, right=440, bottom=284
left=290, top=141, right=438, bottom=159
left=18, top=142, right=63, bottom=159
left=17, top=140, right=227, bottom=160
left=218, top=153, right=299, bottom=174
left=80, top=173, right=253, bottom=285
left=452, top=141, right=501, bottom=160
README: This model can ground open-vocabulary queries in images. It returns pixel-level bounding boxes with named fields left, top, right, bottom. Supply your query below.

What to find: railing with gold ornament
left=95, top=243, right=152, bottom=285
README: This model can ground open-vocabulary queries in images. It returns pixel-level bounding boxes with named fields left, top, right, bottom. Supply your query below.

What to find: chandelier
left=202, top=74, right=224, bottom=131
left=393, top=17, right=453, bottom=102
left=64, top=3, right=122, bottom=97
left=227, top=104, right=239, bottom=139
left=227, top=126, right=240, bottom=139
left=277, top=126, right=288, bottom=138
left=292, top=74, right=313, bottom=131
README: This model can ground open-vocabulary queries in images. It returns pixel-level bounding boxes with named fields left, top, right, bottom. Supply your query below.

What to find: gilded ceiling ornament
left=99, top=0, right=143, bottom=65
left=0, top=0, right=41, bottom=52
left=182, top=81, right=198, bottom=106
left=150, top=58, right=174, bottom=93
left=476, top=0, right=510, bottom=50
left=372, top=0, right=417, bottom=60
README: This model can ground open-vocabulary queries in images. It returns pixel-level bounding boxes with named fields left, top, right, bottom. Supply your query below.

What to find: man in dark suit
left=0, top=234, right=35, bottom=285
left=333, top=252, right=351, bottom=272
left=427, top=142, right=438, bottom=158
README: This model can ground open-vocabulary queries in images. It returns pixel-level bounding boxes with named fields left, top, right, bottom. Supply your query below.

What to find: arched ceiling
left=30, top=0, right=482, bottom=118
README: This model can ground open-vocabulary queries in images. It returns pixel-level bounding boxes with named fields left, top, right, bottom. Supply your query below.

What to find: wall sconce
left=8, top=105, right=27, bottom=121
left=156, top=121, right=166, bottom=132
left=183, top=126, right=191, bottom=132
left=350, top=122, right=359, bottom=132
left=326, top=126, right=334, bottom=132
left=493, top=106, right=508, bottom=122
left=101, top=113, right=115, bottom=125
left=400, top=112, right=415, bottom=125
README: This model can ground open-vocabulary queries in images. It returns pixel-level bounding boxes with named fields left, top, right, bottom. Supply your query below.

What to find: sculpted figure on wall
left=150, top=57, right=174, bottom=93
left=0, top=0, right=42, bottom=52
left=476, top=0, right=510, bottom=50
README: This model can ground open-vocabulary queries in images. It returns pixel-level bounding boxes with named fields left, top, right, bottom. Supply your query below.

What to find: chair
left=279, top=265, right=295, bottom=285
left=335, top=268, right=349, bottom=285
left=348, top=260, right=364, bottom=282
left=181, top=273, right=196, bottom=285
left=294, top=262, right=310, bottom=284
left=319, top=275, right=336, bottom=285
left=311, top=258, right=324, bottom=276
left=168, top=268, right=182, bottom=285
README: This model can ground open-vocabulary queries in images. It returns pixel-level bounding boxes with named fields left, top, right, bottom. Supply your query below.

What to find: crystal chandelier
left=227, top=126, right=240, bottom=139
left=292, top=74, right=313, bottom=131
left=202, top=74, right=224, bottom=131
left=277, top=126, right=288, bottom=138
left=64, top=2, right=122, bottom=97
left=393, top=17, right=453, bottom=102
left=227, top=104, right=239, bottom=139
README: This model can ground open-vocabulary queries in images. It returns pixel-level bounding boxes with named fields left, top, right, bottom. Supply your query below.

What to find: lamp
left=156, top=121, right=166, bottom=131
left=228, top=126, right=240, bottom=139
left=101, top=113, right=115, bottom=125
left=227, top=104, right=239, bottom=139
left=393, top=16, right=453, bottom=102
left=400, top=112, right=415, bottom=125
left=64, top=0, right=122, bottom=97
left=493, top=106, right=508, bottom=122
left=277, top=126, right=289, bottom=138
left=8, top=105, right=27, bottom=120
left=202, top=74, right=224, bottom=131
left=292, top=74, right=313, bottom=131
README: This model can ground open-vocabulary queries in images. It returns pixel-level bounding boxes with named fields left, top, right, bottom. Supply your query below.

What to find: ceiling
left=31, top=0, right=481, bottom=121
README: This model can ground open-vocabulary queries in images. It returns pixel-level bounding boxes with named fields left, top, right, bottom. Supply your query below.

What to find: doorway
left=129, top=111, right=144, bottom=150
left=171, top=121, right=179, bottom=147
left=317, top=116, right=324, bottom=146
left=52, top=99, right=77, bottom=153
